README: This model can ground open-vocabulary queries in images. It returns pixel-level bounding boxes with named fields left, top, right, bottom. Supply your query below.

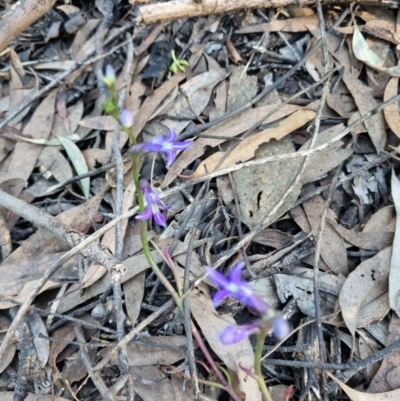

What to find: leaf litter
left=2, top=2, right=400, bottom=401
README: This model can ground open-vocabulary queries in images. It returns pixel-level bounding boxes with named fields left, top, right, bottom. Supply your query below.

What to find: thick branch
left=137, top=0, right=398, bottom=24
left=0, top=190, right=120, bottom=272
left=0, top=0, right=57, bottom=53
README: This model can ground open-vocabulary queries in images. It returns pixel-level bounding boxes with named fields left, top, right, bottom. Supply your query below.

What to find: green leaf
left=57, top=135, right=90, bottom=199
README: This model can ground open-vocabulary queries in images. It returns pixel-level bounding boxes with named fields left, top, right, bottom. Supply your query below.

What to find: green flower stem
left=197, top=378, right=226, bottom=390
left=255, top=329, right=273, bottom=401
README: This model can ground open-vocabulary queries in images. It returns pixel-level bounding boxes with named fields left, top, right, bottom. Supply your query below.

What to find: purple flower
left=206, top=262, right=270, bottom=315
left=272, top=317, right=290, bottom=339
left=220, top=322, right=261, bottom=345
left=103, top=64, right=116, bottom=87
left=120, top=109, right=134, bottom=128
left=136, top=180, right=170, bottom=227
left=130, top=129, right=192, bottom=167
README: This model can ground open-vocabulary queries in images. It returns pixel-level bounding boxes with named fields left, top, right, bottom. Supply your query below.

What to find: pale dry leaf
left=189, top=283, right=261, bottom=400
left=389, top=171, right=400, bottom=316
left=57, top=135, right=90, bottom=199
left=274, top=273, right=341, bottom=317
left=299, top=123, right=352, bottom=184
left=78, top=115, right=115, bottom=131
left=4, top=90, right=57, bottom=187
left=57, top=241, right=201, bottom=313
left=227, top=66, right=257, bottom=112
left=217, top=135, right=302, bottom=230
left=131, top=365, right=192, bottom=401
left=133, top=73, right=186, bottom=136
left=105, top=336, right=187, bottom=367
left=383, top=77, right=400, bottom=138
left=39, top=147, right=73, bottom=183
left=180, top=69, right=227, bottom=115
left=191, top=109, right=316, bottom=179
left=339, top=247, right=391, bottom=337
left=26, top=310, right=49, bottom=366
left=163, top=103, right=301, bottom=187
left=363, top=206, right=396, bottom=233
left=302, top=194, right=348, bottom=276
left=327, top=371, right=400, bottom=401
left=123, top=272, right=145, bottom=325
left=331, top=222, right=393, bottom=251
left=365, top=36, right=394, bottom=98
left=368, top=315, right=400, bottom=393
left=342, top=70, right=386, bottom=153
left=353, top=25, right=400, bottom=77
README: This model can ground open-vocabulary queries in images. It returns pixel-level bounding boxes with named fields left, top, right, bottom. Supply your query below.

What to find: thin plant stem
left=255, top=329, right=273, bottom=401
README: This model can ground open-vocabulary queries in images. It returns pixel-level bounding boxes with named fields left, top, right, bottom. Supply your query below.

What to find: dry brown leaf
left=78, top=115, right=114, bottom=131
left=227, top=66, right=257, bottom=112
left=190, top=109, right=315, bottom=178
left=3, top=90, right=57, bottom=188
left=104, top=336, right=187, bottom=367
left=124, top=272, right=145, bottom=325
left=368, top=315, right=400, bottom=393
left=302, top=194, right=348, bottom=276
left=342, top=71, right=386, bottom=153
left=327, top=371, right=400, bottom=401
left=299, top=123, right=352, bottom=184
left=39, top=147, right=73, bottom=183
left=383, top=77, right=400, bottom=138
left=133, top=73, right=186, bottom=136
left=217, top=135, right=303, bottom=230
left=363, top=205, right=396, bottom=233
left=339, top=247, right=391, bottom=337
left=131, top=365, right=192, bottom=401
left=57, top=241, right=201, bottom=313
left=331, top=223, right=394, bottom=251
left=189, top=283, right=261, bottom=400
left=163, top=103, right=301, bottom=187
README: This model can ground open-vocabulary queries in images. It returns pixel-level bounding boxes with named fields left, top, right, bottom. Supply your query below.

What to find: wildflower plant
left=207, top=262, right=290, bottom=401
left=101, top=65, right=290, bottom=401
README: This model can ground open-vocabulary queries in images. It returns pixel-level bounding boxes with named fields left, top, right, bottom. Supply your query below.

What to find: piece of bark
left=0, top=0, right=57, bottom=53
left=137, top=0, right=398, bottom=25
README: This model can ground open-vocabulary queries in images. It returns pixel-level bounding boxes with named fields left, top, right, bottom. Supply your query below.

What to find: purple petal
left=206, top=267, right=229, bottom=288
left=272, top=317, right=290, bottom=339
left=229, top=262, right=246, bottom=283
left=166, top=128, right=177, bottom=142
left=212, top=290, right=231, bottom=308
left=136, top=207, right=153, bottom=221
left=153, top=211, right=166, bottom=227
left=129, top=144, right=146, bottom=154
left=245, top=294, right=270, bottom=316
left=172, top=140, right=193, bottom=151
left=143, top=142, right=163, bottom=152
left=120, top=109, right=134, bottom=128
left=220, top=323, right=260, bottom=345
left=164, top=149, right=176, bottom=167
left=140, top=180, right=152, bottom=192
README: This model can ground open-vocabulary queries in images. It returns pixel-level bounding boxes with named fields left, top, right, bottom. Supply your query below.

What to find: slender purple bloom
left=120, top=109, right=134, bottom=128
left=136, top=180, right=170, bottom=227
left=103, top=64, right=116, bottom=87
left=130, top=129, right=192, bottom=167
left=272, top=317, right=290, bottom=339
left=220, top=322, right=261, bottom=345
left=206, top=262, right=270, bottom=315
